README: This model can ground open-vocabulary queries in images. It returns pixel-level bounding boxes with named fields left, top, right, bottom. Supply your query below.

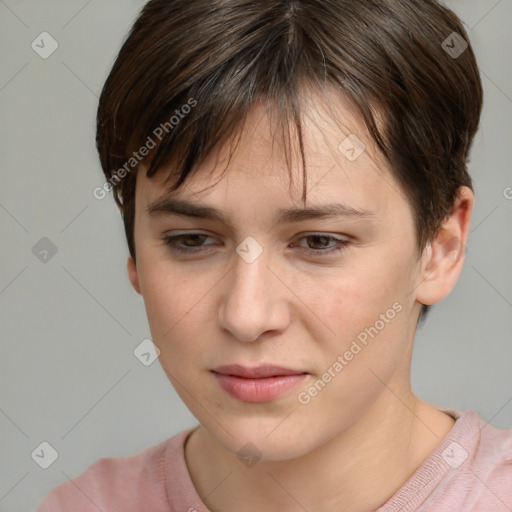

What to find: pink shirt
left=37, top=409, right=512, bottom=511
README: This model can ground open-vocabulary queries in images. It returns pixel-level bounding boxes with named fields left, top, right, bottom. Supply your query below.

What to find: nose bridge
left=217, top=237, right=286, bottom=342
left=231, top=234, right=270, bottom=293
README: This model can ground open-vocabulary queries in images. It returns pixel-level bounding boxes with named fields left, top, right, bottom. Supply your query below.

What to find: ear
left=127, top=256, right=142, bottom=295
left=415, top=186, right=474, bottom=306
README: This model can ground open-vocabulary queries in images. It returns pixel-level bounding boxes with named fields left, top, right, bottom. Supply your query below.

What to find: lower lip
left=213, top=372, right=307, bottom=403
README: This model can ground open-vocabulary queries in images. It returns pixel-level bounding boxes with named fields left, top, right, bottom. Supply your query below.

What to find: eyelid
left=160, top=230, right=349, bottom=243
left=160, top=231, right=351, bottom=257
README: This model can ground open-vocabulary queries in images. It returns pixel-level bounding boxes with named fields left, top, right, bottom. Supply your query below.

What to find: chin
left=205, top=418, right=317, bottom=463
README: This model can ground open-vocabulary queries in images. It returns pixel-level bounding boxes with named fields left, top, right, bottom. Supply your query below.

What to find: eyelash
left=161, top=233, right=350, bottom=257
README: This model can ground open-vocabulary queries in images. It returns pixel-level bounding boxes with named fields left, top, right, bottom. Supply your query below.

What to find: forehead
left=135, top=89, right=405, bottom=219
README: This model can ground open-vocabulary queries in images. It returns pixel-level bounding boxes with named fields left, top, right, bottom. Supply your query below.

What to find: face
left=128, top=90, right=428, bottom=461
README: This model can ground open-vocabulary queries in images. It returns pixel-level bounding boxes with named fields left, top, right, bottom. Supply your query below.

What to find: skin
left=127, top=89, right=473, bottom=512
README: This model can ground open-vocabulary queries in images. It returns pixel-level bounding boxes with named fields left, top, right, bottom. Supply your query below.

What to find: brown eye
left=294, top=233, right=350, bottom=257
left=162, top=233, right=215, bottom=253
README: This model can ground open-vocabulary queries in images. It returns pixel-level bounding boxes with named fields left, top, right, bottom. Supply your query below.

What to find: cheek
left=297, top=259, right=409, bottom=371
left=293, top=276, right=408, bottom=427
left=138, top=259, right=219, bottom=359
left=297, top=266, right=395, bottom=336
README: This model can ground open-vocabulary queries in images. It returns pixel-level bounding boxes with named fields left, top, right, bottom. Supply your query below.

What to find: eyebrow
left=146, top=197, right=375, bottom=227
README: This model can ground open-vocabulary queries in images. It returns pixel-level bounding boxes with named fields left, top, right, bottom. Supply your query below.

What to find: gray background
left=0, top=1, right=511, bottom=510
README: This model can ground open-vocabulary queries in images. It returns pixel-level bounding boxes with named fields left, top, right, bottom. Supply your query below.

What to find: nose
left=217, top=245, right=290, bottom=343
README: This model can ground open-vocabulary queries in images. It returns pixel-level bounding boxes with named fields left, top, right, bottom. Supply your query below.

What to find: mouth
left=211, top=364, right=308, bottom=403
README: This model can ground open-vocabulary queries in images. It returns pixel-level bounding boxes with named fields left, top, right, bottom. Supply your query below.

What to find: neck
left=185, top=391, right=455, bottom=512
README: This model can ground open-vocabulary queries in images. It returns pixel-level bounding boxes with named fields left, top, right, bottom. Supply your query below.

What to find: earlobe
left=127, top=256, right=142, bottom=295
left=415, top=186, right=474, bottom=306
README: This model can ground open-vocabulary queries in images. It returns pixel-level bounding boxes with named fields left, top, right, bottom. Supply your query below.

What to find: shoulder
left=431, top=410, right=512, bottom=510
left=455, top=409, right=512, bottom=467
left=468, top=411, right=512, bottom=487
left=379, top=410, right=512, bottom=511
left=36, top=429, right=192, bottom=512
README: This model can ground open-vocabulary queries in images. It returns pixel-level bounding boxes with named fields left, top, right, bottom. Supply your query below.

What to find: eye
left=293, top=233, right=350, bottom=257
left=162, top=233, right=216, bottom=254
left=161, top=232, right=350, bottom=257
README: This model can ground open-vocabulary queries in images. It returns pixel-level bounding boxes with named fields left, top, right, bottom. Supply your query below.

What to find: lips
left=212, top=364, right=306, bottom=379
left=211, top=364, right=308, bottom=403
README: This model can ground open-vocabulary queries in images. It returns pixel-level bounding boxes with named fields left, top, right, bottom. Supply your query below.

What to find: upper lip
left=212, top=364, right=307, bottom=379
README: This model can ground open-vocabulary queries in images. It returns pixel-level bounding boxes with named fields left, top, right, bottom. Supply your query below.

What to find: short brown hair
left=96, top=0, right=483, bottom=323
